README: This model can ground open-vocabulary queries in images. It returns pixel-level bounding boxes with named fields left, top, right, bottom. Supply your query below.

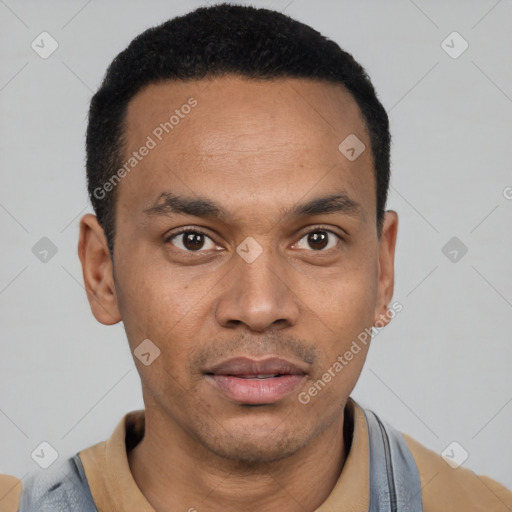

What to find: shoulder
left=1, top=455, right=96, bottom=512
left=403, top=433, right=512, bottom=511
left=0, top=474, right=22, bottom=512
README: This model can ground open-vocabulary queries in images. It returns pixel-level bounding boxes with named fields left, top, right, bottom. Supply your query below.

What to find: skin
left=78, top=76, right=398, bottom=512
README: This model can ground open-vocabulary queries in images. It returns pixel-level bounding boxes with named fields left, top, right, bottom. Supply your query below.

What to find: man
left=1, top=3, right=511, bottom=511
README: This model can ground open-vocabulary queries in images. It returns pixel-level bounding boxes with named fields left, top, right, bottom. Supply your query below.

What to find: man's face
left=81, top=76, right=397, bottom=463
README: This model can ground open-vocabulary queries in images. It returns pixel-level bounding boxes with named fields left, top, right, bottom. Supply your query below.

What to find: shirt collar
left=79, top=397, right=369, bottom=511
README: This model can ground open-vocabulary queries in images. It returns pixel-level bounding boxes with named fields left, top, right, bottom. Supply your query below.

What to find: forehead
left=119, top=76, right=375, bottom=223
left=125, top=75, right=367, bottom=149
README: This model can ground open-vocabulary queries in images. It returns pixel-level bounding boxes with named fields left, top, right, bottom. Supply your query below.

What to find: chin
left=196, top=415, right=312, bottom=465
left=207, top=434, right=306, bottom=465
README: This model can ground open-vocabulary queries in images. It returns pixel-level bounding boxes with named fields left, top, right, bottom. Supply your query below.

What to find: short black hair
left=86, top=3, right=390, bottom=256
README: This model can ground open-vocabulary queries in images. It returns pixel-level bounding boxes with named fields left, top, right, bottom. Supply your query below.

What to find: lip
left=206, top=356, right=308, bottom=376
left=204, top=356, right=308, bottom=405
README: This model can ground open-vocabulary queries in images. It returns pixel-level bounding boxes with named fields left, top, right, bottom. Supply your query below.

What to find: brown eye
left=296, top=229, right=340, bottom=251
left=182, top=232, right=205, bottom=250
left=308, top=231, right=328, bottom=250
left=168, top=230, right=216, bottom=252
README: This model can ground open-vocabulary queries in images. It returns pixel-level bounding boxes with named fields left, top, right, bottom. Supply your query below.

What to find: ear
left=78, top=214, right=121, bottom=325
left=373, top=210, right=398, bottom=327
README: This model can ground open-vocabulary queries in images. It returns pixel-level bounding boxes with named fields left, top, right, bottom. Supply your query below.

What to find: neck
left=128, top=406, right=350, bottom=512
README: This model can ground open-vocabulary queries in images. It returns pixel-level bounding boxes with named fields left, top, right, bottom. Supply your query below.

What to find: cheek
left=300, top=257, right=378, bottom=395
left=306, top=258, right=378, bottom=335
left=115, top=249, right=198, bottom=330
left=114, top=257, right=216, bottom=380
left=301, top=280, right=375, bottom=410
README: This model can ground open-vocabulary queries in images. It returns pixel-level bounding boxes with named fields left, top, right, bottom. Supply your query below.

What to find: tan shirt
left=1, top=398, right=511, bottom=511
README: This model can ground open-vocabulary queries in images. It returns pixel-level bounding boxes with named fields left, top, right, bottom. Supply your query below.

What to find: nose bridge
left=214, top=236, right=300, bottom=331
left=237, top=240, right=282, bottom=294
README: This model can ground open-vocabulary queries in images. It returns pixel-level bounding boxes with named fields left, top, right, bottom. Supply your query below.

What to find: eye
left=295, top=228, right=341, bottom=251
left=166, top=229, right=218, bottom=252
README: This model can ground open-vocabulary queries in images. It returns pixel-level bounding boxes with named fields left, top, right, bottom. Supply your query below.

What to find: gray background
left=1, top=0, right=511, bottom=491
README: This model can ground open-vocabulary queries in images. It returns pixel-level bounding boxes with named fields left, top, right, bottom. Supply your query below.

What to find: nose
left=214, top=244, right=301, bottom=333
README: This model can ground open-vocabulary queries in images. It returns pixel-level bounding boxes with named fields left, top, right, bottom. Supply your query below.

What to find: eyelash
left=164, top=225, right=343, bottom=253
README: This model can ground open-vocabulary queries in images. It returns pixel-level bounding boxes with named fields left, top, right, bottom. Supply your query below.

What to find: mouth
left=204, top=356, right=308, bottom=405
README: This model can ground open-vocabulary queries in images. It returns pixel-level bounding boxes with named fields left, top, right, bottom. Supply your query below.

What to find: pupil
left=184, top=232, right=204, bottom=250
left=308, top=231, right=328, bottom=250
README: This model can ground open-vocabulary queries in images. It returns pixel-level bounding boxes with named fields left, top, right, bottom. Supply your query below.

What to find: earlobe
left=78, top=214, right=122, bottom=325
left=373, top=210, right=398, bottom=327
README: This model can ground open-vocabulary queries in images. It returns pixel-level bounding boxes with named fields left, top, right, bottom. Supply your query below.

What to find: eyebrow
left=143, top=191, right=362, bottom=221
